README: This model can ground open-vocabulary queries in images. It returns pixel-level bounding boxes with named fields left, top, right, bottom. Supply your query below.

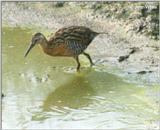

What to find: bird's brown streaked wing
left=55, top=26, right=92, bottom=36
left=48, top=26, right=98, bottom=51
left=65, top=39, right=87, bottom=55
left=48, top=35, right=64, bottom=48
left=63, top=28, right=90, bottom=55
left=47, top=27, right=67, bottom=46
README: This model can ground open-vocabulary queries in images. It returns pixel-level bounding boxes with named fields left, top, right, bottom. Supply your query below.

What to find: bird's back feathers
left=47, top=26, right=102, bottom=55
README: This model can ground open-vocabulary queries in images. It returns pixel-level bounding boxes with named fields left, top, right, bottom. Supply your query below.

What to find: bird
left=24, top=26, right=107, bottom=71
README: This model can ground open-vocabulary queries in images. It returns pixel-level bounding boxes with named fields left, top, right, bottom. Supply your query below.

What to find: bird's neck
left=39, top=38, right=49, bottom=49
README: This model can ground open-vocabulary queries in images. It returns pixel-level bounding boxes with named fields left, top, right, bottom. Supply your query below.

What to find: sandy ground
left=2, top=2, right=160, bottom=84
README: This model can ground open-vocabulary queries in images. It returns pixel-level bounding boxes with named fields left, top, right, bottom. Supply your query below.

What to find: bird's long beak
left=24, top=42, right=35, bottom=57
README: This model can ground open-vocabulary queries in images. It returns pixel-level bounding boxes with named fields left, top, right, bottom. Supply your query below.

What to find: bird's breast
left=40, top=44, right=73, bottom=57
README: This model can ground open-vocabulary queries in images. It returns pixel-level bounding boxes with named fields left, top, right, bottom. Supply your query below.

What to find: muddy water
left=2, top=27, right=160, bottom=129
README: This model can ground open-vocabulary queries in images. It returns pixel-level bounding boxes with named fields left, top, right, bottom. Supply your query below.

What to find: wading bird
left=24, top=26, right=107, bottom=71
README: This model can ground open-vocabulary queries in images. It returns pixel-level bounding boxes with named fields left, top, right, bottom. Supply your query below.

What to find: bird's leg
left=83, top=52, right=94, bottom=66
left=74, top=56, right=81, bottom=71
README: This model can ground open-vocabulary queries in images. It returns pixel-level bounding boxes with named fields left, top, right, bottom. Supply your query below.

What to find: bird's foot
left=76, top=68, right=80, bottom=72
left=90, top=62, right=95, bottom=67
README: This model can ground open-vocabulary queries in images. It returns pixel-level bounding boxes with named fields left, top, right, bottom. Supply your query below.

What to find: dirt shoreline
left=2, top=2, right=160, bottom=84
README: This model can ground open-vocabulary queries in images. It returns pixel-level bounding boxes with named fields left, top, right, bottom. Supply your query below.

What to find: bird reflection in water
left=43, top=70, right=95, bottom=111
left=31, top=69, right=95, bottom=121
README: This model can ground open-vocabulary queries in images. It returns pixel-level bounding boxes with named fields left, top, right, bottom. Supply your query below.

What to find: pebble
left=137, top=70, right=153, bottom=74
left=118, top=55, right=129, bottom=62
left=2, top=93, right=5, bottom=98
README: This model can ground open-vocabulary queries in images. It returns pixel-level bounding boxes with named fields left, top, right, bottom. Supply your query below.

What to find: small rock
left=86, top=2, right=97, bottom=9
left=118, top=55, right=129, bottom=62
left=137, top=70, right=153, bottom=74
left=110, top=7, right=117, bottom=12
left=93, top=3, right=103, bottom=10
left=129, top=11, right=142, bottom=19
left=153, top=47, right=159, bottom=51
left=129, top=47, right=139, bottom=54
left=2, top=93, right=5, bottom=98
left=51, top=2, right=65, bottom=8
left=146, top=15, right=152, bottom=22
left=41, top=74, right=50, bottom=82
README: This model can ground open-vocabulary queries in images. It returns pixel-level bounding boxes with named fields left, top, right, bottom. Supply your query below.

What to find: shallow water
left=2, top=27, right=160, bottom=129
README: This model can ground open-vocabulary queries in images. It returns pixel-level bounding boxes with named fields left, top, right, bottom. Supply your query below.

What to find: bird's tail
left=92, top=31, right=109, bottom=38
left=93, top=31, right=108, bottom=35
left=97, top=32, right=108, bottom=35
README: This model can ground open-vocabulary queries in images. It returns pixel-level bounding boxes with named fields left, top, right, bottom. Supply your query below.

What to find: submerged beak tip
left=24, top=43, right=34, bottom=58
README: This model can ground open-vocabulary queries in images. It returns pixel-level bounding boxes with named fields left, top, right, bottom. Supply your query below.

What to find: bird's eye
left=35, top=39, right=38, bottom=43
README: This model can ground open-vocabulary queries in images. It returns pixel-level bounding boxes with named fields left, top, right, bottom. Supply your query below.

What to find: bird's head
left=24, top=33, right=46, bottom=57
